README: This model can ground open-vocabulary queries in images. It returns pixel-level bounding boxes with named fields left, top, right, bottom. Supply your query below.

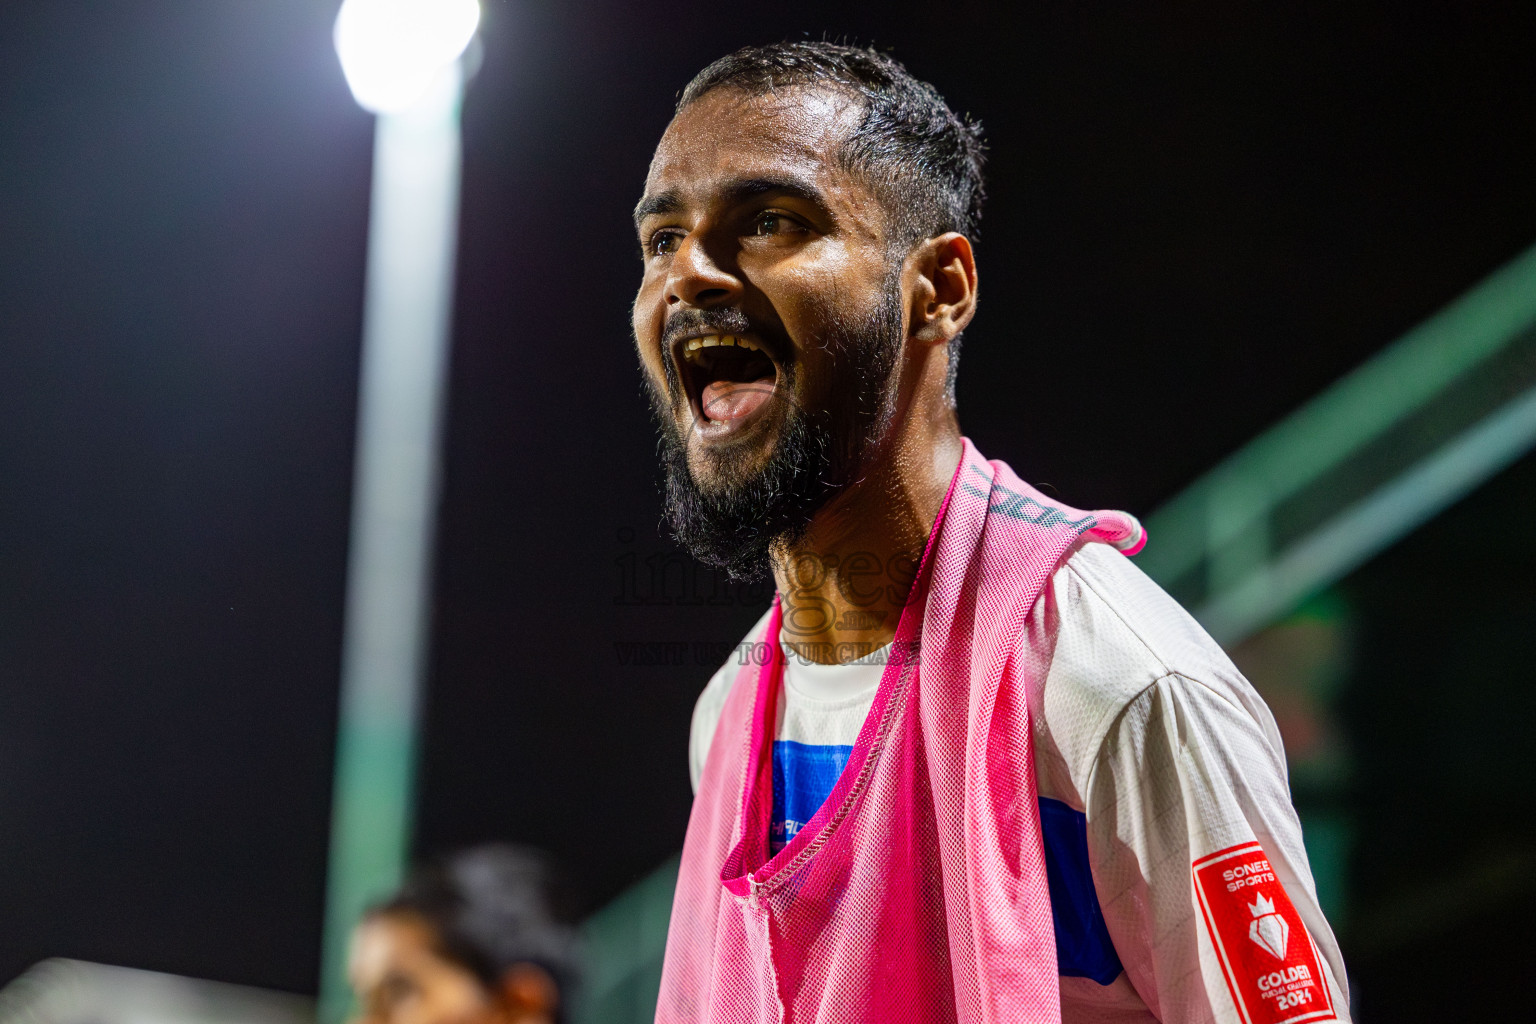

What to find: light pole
left=321, top=2, right=479, bottom=1020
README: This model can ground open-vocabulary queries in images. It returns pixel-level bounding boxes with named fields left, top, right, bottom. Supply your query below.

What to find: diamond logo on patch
left=1247, top=893, right=1290, bottom=959
left=1195, top=843, right=1335, bottom=1023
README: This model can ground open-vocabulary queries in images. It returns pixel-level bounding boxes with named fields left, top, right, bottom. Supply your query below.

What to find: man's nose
left=666, top=234, right=742, bottom=308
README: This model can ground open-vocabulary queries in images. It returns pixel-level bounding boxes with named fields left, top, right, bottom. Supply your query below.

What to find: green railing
left=1137, top=242, right=1536, bottom=644
left=573, top=857, right=680, bottom=1024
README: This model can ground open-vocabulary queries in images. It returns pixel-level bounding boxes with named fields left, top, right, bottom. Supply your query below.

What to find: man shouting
left=632, top=41, right=1349, bottom=1024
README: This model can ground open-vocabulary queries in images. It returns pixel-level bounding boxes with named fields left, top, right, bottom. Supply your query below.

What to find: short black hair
left=678, top=41, right=987, bottom=250
left=679, top=42, right=984, bottom=399
left=372, top=844, right=581, bottom=1015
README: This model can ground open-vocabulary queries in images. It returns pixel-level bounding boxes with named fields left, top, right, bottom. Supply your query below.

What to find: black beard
left=649, top=280, right=903, bottom=580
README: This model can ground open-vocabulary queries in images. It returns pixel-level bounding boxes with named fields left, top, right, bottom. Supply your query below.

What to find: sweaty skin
left=633, top=85, right=979, bottom=662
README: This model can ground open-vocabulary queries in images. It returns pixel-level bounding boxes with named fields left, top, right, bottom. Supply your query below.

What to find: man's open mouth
left=675, top=333, right=780, bottom=433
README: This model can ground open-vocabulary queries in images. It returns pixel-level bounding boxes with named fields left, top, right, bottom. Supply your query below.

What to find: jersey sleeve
left=1083, top=672, right=1352, bottom=1023
left=690, top=607, right=775, bottom=793
left=689, top=660, right=736, bottom=794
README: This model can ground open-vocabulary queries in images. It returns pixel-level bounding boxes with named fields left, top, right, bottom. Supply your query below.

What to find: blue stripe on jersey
left=770, top=740, right=853, bottom=853
left=1040, top=796, right=1123, bottom=984
left=768, top=745, right=1123, bottom=984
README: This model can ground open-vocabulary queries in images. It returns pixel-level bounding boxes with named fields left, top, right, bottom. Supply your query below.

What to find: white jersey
left=689, top=540, right=1351, bottom=1024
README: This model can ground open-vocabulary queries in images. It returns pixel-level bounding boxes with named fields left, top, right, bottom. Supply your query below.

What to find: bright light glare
left=334, top=0, right=480, bottom=114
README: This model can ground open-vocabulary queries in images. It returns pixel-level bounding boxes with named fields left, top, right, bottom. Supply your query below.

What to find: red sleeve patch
left=1193, top=842, right=1337, bottom=1024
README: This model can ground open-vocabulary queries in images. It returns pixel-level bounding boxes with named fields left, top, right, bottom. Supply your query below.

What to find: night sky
left=2, top=0, right=1534, bottom=1008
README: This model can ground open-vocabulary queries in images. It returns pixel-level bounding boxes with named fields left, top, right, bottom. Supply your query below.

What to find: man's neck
left=772, top=430, right=963, bottom=665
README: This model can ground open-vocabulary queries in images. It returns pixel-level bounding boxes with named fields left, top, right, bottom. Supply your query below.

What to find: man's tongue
left=701, top=377, right=774, bottom=423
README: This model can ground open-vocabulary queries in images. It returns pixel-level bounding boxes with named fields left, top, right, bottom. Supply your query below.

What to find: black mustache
left=662, top=308, right=758, bottom=350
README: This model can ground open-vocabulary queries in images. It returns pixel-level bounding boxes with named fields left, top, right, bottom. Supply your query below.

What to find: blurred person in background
left=348, top=844, right=579, bottom=1024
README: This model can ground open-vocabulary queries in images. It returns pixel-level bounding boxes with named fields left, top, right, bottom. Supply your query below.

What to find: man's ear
left=907, top=232, right=978, bottom=347
left=494, top=962, right=559, bottom=1023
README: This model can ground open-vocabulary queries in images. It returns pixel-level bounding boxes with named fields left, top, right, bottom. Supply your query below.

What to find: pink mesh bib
left=658, top=440, right=1145, bottom=1023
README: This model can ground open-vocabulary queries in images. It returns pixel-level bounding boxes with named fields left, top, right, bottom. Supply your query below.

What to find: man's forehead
left=642, top=86, right=864, bottom=203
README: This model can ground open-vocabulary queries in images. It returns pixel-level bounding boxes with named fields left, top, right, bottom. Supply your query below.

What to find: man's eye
left=753, top=213, right=785, bottom=235
left=650, top=232, right=680, bottom=256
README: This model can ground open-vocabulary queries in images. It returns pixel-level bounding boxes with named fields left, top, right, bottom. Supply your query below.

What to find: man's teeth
left=683, top=335, right=762, bottom=363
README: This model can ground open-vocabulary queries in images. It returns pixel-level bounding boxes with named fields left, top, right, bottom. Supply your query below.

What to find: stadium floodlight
left=334, top=0, right=481, bottom=113
left=320, top=2, right=480, bottom=1021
